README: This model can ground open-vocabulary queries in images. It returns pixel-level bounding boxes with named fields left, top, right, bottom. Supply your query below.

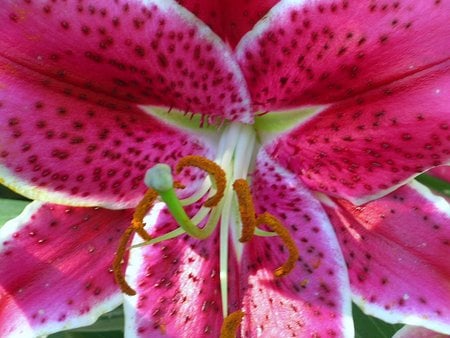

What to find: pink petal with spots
left=236, top=0, right=450, bottom=111
left=0, top=202, right=132, bottom=337
left=0, top=56, right=212, bottom=208
left=429, top=166, right=450, bottom=183
left=124, top=202, right=239, bottom=337
left=177, top=0, right=280, bottom=48
left=266, top=61, right=450, bottom=204
left=394, top=326, right=450, bottom=338
left=321, top=182, right=450, bottom=334
left=239, top=150, right=353, bottom=337
left=0, top=0, right=251, bottom=122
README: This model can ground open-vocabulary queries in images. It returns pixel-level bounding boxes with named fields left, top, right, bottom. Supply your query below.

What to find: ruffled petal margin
left=321, top=182, right=450, bottom=334
left=238, top=150, right=353, bottom=337
left=0, top=202, right=132, bottom=337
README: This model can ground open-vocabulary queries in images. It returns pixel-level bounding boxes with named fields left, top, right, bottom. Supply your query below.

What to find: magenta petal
left=124, top=203, right=239, bottom=337
left=0, top=202, right=133, bottom=337
left=267, top=61, right=450, bottom=204
left=239, top=150, right=353, bottom=337
left=178, top=0, right=280, bottom=48
left=394, top=326, right=450, bottom=338
left=0, top=0, right=251, bottom=121
left=0, top=57, right=212, bottom=208
left=236, top=0, right=450, bottom=111
left=322, top=182, right=450, bottom=333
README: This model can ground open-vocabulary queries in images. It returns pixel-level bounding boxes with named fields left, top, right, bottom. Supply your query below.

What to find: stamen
left=113, top=227, right=137, bottom=296
left=113, top=188, right=159, bottom=295
left=256, top=212, right=299, bottom=277
left=131, top=189, right=158, bottom=241
left=219, top=310, right=245, bottom=338
left=232, top=179, right=256, bottom=242
left=176, top=155, right=226, bottom=207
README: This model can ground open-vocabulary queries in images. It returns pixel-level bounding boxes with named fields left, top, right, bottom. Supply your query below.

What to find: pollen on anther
left=113, top=189, right=159, bottom=295
left=256, top=213, right=299, bottom=277
left=112, top=227, right=136, bottom=296
left=131, top=188, right=158, bottom=241
left=220, top=310, right=245, bottom=338
left=176, top=155, right=226, bottom=207
left=233, top=179, right=256, bottom=242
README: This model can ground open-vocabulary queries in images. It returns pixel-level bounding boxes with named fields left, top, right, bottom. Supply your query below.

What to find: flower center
left=113, top=122, right=299, bottom=336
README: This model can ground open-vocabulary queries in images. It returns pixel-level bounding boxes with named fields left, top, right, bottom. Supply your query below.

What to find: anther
left=114, top=188, right=159, bottom=295
left=113, top=227, right=136, bottom=296
left=256, top=212, right=299, bottom=277
left=131, top=188, right=158, bottom=241
left=220, top=310, right=245, bottom=338
left=176, top=155, right=226, bottom=207
left=232, top=179, right=256, bottom=242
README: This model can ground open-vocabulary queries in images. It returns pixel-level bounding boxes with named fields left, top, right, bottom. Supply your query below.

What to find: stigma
left=113, top=123, right=300, bottom=336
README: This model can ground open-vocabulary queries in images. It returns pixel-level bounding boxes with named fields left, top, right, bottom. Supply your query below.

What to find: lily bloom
left=0, top=0, right=449, bottom=337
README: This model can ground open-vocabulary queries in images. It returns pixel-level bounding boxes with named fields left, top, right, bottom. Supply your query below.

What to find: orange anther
left=232, top=179, right=256, bottom=242
left=131, top=188, right=158, bottom=241
left=114, top=188, right=159, bottom=295
left=256, top=212, right=299, bottom=277
left=176, top=155, right=226, bottom=207
left=113, top=226, right=136, bottom=296
left=220, top=310, right=245, bottom=338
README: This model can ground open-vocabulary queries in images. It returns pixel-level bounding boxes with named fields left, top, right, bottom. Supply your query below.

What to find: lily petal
left=0, top=57, right=213, bottom=209
left=124, top=202, right=239, bottom=337
left=0, top=202, right=132, bottom=337
left=0, top=0, right=251, bottom=122
left=266, top=61, right=450, bottom=204
left=239, top=150, right=353, bottom=337
left=321, top=182, right=450, bottom=334
left=394, top=326, right=449, bottom=338
left=236, top=0, right=450, bottom=111
left=177, top=0, right=280, bottom=48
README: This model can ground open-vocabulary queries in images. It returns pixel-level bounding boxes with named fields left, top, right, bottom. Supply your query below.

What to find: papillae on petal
left=0, top=0, right=252, bottom=122
left=238, top=150, right=353, bottom=337
left=0, top=56, right=213, bottom=209
left=267, top=61, right=450, bottom=204
left=321, top=181, right=450, bottom=334
left=0, top=202, right=132, bottom=337
left=237, top=0, right=450, bottom=111
left=124, top=202, right=239, bottom=337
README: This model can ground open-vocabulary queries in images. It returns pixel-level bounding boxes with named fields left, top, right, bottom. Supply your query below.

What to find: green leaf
left=0, top=184, right=30, bottom=200
left=416, top=174, right=450, bottom=196
left=353, top=303, right=403, bottom=338
left=49, top=331, right=123, bottom=338
left=0, top=198, right=29, bottom=227
left=48, top=307, right=124, bottom=337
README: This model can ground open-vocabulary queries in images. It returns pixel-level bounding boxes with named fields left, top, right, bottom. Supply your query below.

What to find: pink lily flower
left=0, top=0, right=449, bottom=337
